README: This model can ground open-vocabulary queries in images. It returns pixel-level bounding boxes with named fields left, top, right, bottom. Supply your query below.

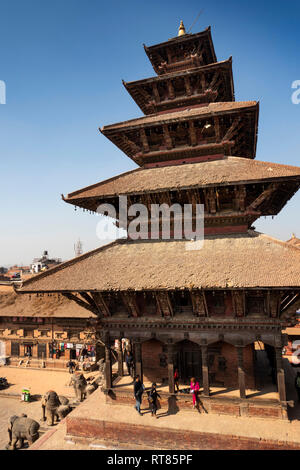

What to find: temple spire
left=178, top=20, right=186, bottom=36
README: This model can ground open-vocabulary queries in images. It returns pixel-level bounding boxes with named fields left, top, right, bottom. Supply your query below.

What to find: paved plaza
left=1, top=360, right=300, bottom=450
left=0, top=366, right=97, bottom=450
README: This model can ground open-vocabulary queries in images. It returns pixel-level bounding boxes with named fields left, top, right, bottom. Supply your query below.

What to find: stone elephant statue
left=41, top=390, right=71, bottom=426
left=8, top=414, right=40, bottom=450
left=71, top=373, right=97, bottom=401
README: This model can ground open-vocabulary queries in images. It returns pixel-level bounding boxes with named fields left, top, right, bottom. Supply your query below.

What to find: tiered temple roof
left=123, top=58, right=234, bottom=114
left=18, top=23, right=300, bottom=328
left=144, top=26, right=217, bottom=74
left=100, top=101, right=259, bottom=165
left=64, top=157, right=300, bottom=206
left=18, top=231, right=300, bottom=293
left=16, top=23, right=300, bottom=415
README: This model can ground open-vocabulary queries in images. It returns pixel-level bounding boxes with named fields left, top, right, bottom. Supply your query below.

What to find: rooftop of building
left=101, top=101, right=258, bottom=133
left=0, top=284, right=96, bottom=318
left=287, top=234, right=300, bottom=247
left=143, top=25, right=217, bottom=74
left=16, top=231, right=300, bottom=293
left=64, top=156, right=300, bottom=202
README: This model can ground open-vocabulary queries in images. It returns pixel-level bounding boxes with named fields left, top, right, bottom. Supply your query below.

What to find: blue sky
left=0, top=0, right=300, bottom=266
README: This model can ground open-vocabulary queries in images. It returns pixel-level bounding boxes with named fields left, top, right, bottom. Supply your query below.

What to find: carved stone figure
left=71, top=373, right=97, bottom=401
left=8, top=414, right=40, bottom=450
left=41, top=390, right=71, bottom=425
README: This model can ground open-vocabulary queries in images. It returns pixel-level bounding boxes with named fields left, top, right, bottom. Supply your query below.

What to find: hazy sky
left=1, top=0, right=300, bottom=266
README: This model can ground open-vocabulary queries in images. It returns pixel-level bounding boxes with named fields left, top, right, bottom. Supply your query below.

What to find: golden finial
left=178, top=20, right=186, bottom=36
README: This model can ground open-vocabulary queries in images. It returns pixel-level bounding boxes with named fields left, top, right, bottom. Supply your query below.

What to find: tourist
left=148, top=383, right=161, bottom=418
left=67, top=360, right=76, bottom=374
left=125, top=349, right=134, bottom=376
left=134, top=375, right=144, bottom=415
left=81, top=346, right=88, bottom=359
left=295, top=372, right=300, bottom=402
left=174, top=368, right=180, bottom=392
left=190, top=377, right=200, bottom=409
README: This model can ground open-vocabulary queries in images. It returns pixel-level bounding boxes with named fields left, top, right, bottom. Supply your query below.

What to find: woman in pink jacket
left=190, top=377, right=199, bottom=408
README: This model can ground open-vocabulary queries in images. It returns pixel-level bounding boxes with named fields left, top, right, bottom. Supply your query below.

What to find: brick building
left=0, top=285, right=100, bottom=368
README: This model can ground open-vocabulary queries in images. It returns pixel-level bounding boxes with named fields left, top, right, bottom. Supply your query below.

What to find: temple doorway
left=24, top=344, right=33, bottom=357
left=175, top=340, right=202, bottom=383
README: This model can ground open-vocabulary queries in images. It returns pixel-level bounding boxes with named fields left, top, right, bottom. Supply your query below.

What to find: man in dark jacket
left=148, top=383, right=161, bottom=418
left=134, top=375, right=144, bottom=415
left=67, top=360, right=76, bottom=374
left=125, top=350, right=134, bottom=376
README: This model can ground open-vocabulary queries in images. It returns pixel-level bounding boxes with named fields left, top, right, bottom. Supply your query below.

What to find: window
left=40, top=330, right=49, bottom=337
left=24, top=329, right=34, bottom=337
left=11, top=342, right=20, bottom=356
left=246, top=296, right=266, bottom=315
left=207, top=292, right=225, bottom=316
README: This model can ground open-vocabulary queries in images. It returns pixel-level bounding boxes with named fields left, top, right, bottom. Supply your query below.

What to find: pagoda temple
left=18, top=22, right=300, bottom=419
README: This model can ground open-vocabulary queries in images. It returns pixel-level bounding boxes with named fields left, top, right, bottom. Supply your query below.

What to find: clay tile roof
left=101, top=101, right=258, bottom=132
left=0, top=285, right=96, bottom=318
left=17, top=231, right=300, bottom=293
left=65, top=157, right=300, bottom=201
left=124, top=58, right=233, bottom=87
left=286, top=235, right=300, bottom=248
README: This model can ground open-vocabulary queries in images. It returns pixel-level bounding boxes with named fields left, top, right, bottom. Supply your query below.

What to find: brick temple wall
left=141, top=339, right=255, bottom=389
left=142, top=339, right=167, bottom=383
left=212, top=342, right=255, bottom=389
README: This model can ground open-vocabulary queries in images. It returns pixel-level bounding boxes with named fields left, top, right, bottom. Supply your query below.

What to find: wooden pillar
left=104, top=335, right=112, bottom=389
left=237, top=346, right=246, bottom=399
left=167, top=343, right=175, bottom=393
left=275, top=347, right=286, bottom=402
left=201, top=345, right=210, bottom=397
left=135, top=340, right=143, bottom=382
left=117, top=339, right=124, bottom=377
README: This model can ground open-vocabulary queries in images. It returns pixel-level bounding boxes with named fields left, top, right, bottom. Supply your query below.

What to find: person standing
left=174, top=368, right=180, bottom=393
left=134, top=375, right=144, bottom=415
left=67, top=360, right=76, bottom=374
left=148, top=383, right=161, bottom=418
left=190, top=377, right=200, bottom=409
left=295, top=372, right=300, bottom=402
left=125, top=350, right=133, bottom=376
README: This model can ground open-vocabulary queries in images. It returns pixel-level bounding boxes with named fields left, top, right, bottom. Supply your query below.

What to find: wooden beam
left=167, top=80, right=175, bottom=100
left=90, top=292, right=111, bottom=317
left=232, top=291, right=245, bottom=317
left=222, top=117, right=242, bottom=142
left=122, top=292, right=140, bottom=317
left=190, top=290, right=207, bottom=316
left=234, top=185, right=247, bottom=211
left=188, top=121, right=197, bottom=146
left=201, top=345, right=210, bottom=396
left=152, top=82, right=160, bottom=103
left=62, top=293, right=97, bottom=315
left=162, top=124, right=173, bottom=149
left=237, top=346, right=246, bottom=399
left=214, top=116, right=220, bottom=142
left=156, top=292, right=173, bottom=317
left=247, top=184, right=280, bottom=211
left=206, top=188, right=217, bottom=214
left=184, top=76, right=192, bottom=96
left=200, top=73, right=206, bottom=92
left=140, top=128, right=150, bottom=152
left=167, top=341, right=175, bottom=393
